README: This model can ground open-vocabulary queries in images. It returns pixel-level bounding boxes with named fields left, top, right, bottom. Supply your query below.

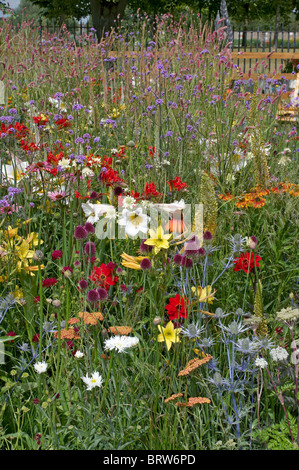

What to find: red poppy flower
left=165, top=294, right=189, bottom=321
left=233, top=252, right=261, bottom=274
left=90, top=263, right=119, bottom=290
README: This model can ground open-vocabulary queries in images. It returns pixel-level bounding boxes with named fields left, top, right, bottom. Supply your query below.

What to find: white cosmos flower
left=81, top=371, right=103, bottom=391
left=82, top=202, right=116, bottom=224
left=34, top=361, right=48, bottom=374
left=104, top=335, right=139, bottom=353
left=118, top=208, right=150, bottom=238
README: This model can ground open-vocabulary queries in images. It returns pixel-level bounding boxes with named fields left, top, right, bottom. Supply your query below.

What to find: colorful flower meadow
left=0, top=12, right=299, bottom=451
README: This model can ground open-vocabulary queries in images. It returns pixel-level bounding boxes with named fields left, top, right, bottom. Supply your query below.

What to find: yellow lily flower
left=26, top=232, right=43, bottom=248
left=16, top=240, right=34, bottom=261
left=4, top=226, right=18, bottom=239
left=144, top=226, right=172, bottom=254
left=191, top=285, right=215, bottom=304
left=157, top=321, right=181, bottom=351
left=121, top=252, right=146, bottom=270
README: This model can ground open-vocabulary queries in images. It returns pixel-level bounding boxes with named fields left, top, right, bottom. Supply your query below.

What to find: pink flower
left=47, top=191, right=66, bottom=201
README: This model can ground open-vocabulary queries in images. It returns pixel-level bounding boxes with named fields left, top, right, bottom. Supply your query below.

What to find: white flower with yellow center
left=59, top=157, right=71, bottom=170
left=81, top=371, right=103, bottom=391
left=118, top=208, right=150, bottom=238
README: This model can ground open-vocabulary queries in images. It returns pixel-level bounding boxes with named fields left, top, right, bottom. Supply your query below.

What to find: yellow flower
left=144, top=226, right=172, bottom=254
left=26, top=232, right=43, bottom=248
left=16, top=240, right=34, bottom=262
left=120, top=252, right=146, bottom=270
left=157, top=321, right=181, bottom=351
left=3, top=226, right=18, bottom=239
left=191, top=285, right=215, bottom=304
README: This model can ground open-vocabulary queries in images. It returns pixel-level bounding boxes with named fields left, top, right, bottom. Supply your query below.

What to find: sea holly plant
left=253, top=305, right=299, bottom=449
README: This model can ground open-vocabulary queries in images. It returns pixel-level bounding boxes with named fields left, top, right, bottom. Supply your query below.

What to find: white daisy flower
left=81, top=371, right=103, bottom=391
left=34, top=361, right=48, bottom=374
left=104, top=335, right=139, bottom=353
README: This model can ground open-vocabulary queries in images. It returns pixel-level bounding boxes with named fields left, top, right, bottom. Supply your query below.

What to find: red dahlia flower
left=90, top=263, right=119, bottom=290
left=165, top=294, right=189, bottom=321
left=233, top=252, right=261, bottom=274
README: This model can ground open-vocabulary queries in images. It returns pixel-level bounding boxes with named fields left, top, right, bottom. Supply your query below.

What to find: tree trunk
left=242, top=3, right=250, bottom=48
left=89, top=0, right=128, bottom=41
left=274, top=3, right=280, bottom=50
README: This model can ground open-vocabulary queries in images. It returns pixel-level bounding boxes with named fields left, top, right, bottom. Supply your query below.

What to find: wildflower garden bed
left=0, top=13, right=299, bottom=451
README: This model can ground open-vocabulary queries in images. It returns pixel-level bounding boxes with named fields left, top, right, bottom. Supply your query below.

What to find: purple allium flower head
left=84, top=222, right=95, bottom=234
left=84, top=241, right=96, bottom=256
left=140, top=258, right=152, bottom=270
left=197, top=247, right=206, bottom=257
left=173, top=254, right=183, bottom=265
left=78, top=279, right=88, bottom=290
left=97, top=287, right=108, bottom=300
left=203, top=230, right=213, bottom=241
left=87, top=289, right=100, bottom=303
left=181, top=256, right=193, bottom=268
left=74, top=225, right=88, bottom=240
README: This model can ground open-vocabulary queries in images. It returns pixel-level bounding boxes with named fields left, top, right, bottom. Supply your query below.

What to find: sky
left=0, top=0, right=21, bottom=16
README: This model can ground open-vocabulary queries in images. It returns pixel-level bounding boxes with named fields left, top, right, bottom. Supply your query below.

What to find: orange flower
left=178, top=355, right=212, bottom=377
left=165, top=393, right=184, bottom=403
left=108, top=326, right=133, bottom=335
left=177, top=397, right=211, bottom=407
left=78, top=311, right=104, bottom=325
left=219, top=193, right=233, bottom=201
left=68, top=318, right=80, bottom=325
left=54, top=328, right=80, bottom=340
